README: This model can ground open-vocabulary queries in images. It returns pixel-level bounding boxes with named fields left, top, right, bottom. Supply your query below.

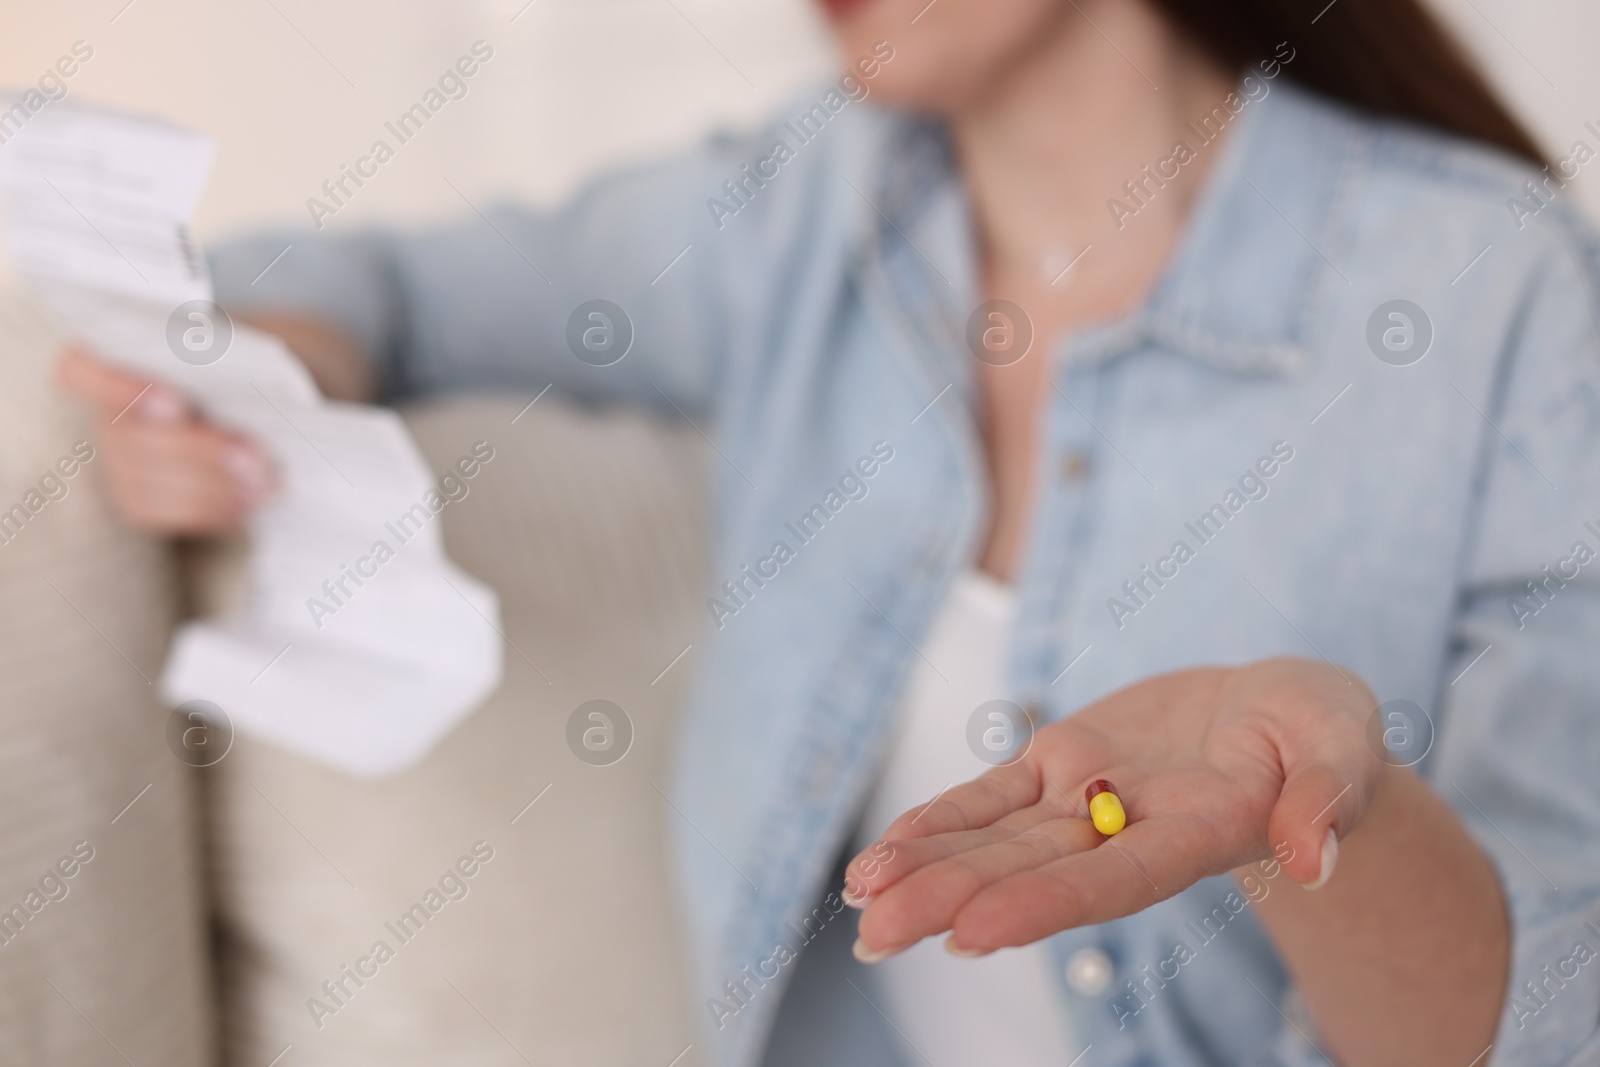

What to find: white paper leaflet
left=0, top=100, right=503, bottom=776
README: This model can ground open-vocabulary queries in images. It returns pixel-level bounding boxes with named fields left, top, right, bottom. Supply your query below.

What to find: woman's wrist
left=240, top=313, right=374, bottom=402
left=1242, top=764, right=1509, bottom=1064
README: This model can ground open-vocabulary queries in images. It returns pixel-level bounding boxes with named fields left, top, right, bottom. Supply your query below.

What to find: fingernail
left=1304, top=828, right=1338, bottom=891
left=943, top=935, right=989, bottom=958
left=841, top=885, right=868, bottom=909
left=138, top=389, right=185, bottom=423
left=224, top=446, right=272, bottom=500
left=852, top=938, right=900, bottom=964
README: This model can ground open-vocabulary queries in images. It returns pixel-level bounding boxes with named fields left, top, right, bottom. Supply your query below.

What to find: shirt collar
left=867, top=77, right=1363, bottom=379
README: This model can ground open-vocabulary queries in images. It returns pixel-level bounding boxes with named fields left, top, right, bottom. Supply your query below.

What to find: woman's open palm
left=845, top=658, right=1385, bottom=958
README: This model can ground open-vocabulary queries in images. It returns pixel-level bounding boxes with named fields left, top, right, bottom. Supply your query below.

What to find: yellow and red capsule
left=1085, top=779, right=1126, bottom=836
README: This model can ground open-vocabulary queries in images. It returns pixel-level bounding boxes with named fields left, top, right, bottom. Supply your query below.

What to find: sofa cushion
left=0, top=290, right=215, bottom=1067
left=202, top=394, right=710, bottom=1067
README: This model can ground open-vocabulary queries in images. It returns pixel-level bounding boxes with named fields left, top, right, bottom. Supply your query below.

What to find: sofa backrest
left=200, top=394, right=711, bottom=1066
left=0, top=289, right=215, bottom=1066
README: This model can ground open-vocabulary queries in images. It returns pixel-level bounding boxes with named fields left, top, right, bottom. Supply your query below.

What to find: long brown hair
left=1150, top=0, right=1548, bottom=167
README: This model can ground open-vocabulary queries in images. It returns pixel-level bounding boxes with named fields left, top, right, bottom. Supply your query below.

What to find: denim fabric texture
left=212, top=78, right=1600, bottom=1067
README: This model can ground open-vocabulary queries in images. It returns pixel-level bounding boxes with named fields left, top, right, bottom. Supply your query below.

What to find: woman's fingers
left=103, top=421, right=269, bottom=530
left=56, top=345, right=276, bottom=533
left=844, top=722, right=1117, bottom=907
left=843, top=762, right=1046, bottom=907
left=854, top=767, right=1252, bottom=957
left=946, top=811, right=1223, bottom=952
left=1267, top=758, right=1379, bottom=889
left=57, top=344, right=183, bottom=422
left=889, top=761, right=1045, bottom=840
left=846, top=798, right=1077, bottom=904
left=1250, top=660, right=1385, bottom=887
left=848, top=662, right=1386, bottom=960
left=854, top=811, right=1105, bottom=957
left=869, top=719, right=1115, bottom=844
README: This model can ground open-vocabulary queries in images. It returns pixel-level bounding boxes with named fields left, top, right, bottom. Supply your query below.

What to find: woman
left=59, top=0, right=1600, bottom=1064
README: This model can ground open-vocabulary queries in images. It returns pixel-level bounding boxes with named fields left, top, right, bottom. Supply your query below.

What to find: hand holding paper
left=1, top=101, right=504, bottom=776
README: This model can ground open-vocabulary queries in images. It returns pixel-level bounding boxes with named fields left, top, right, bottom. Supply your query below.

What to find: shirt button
left=1059, top=450, right=1091, bottom=482
left=1064, top=947, right=1114, bottom=996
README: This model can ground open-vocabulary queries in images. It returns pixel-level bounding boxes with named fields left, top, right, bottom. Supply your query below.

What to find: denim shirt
left=212, top=78, right=1600, bottom=1067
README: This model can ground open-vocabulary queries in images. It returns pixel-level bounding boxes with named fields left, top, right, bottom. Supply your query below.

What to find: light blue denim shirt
left=212, top=78, right=1600, bottom=1067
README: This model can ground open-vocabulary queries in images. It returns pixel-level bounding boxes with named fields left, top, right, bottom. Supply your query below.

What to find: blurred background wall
left=0, top=0, right=832, bottom=269
left=2, top=0, right=1598, bottom=279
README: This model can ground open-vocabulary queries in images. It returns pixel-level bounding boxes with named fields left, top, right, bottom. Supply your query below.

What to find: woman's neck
left=946, top=0, right=1241, bottom=583
left=949, top=0, right=1237, bottom=322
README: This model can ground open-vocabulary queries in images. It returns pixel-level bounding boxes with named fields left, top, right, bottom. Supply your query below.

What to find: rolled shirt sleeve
left=206, top=103, right=885, bottom=419
left=1432, top=221, right=1600, bottom=1066
left=207, top=150, right=735, bottom=416
left=1243, top=210, right=1600, bottom=1067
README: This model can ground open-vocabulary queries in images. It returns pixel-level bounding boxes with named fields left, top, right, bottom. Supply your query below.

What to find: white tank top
left=854, top=570, right=1079, bottom=1066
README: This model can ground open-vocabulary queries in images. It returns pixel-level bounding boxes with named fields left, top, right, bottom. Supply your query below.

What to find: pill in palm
left=1085, top=779, right=1126, bottom=836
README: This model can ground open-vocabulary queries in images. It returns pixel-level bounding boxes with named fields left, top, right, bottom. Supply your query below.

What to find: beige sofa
left=0, top=294, right=213, bottom=1067
left=0, top=288, right=711, bottom=1066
